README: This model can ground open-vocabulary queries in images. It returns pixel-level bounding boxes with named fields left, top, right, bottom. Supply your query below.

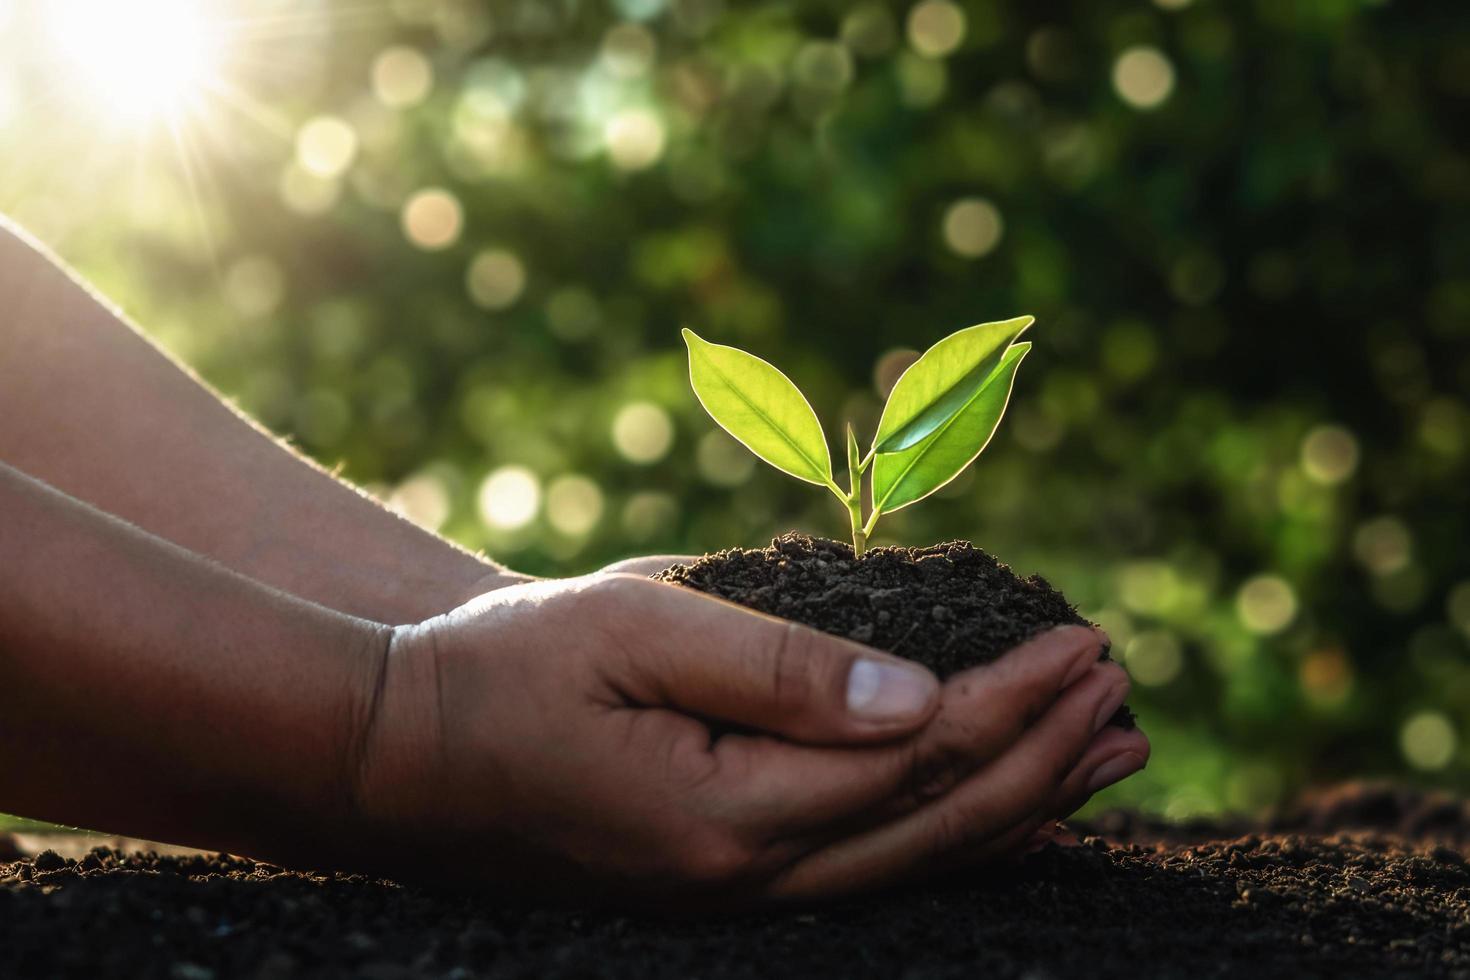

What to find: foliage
left=3, top=0, right=1470, bottom=819
left=685, top=320, right=1030, bottom=553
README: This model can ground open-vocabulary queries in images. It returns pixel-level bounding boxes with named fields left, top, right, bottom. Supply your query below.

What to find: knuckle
left=576, top=573, right=665, bottom=648
left=765, top=622, right=818, bottom=706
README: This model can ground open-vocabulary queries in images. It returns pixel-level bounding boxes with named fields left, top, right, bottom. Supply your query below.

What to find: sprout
left=682, top=316, right=1033, bottom=555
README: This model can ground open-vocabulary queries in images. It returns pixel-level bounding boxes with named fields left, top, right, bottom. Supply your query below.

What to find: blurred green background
left=2, top=0, right=1469, bottom=823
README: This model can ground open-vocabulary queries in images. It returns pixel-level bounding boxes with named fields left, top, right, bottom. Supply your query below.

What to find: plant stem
left=846, top=490, right=866, bottom=557
left=845, top=424, right=867, bottom=557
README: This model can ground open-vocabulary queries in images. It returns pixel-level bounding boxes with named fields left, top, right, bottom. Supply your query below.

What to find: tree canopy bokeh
left=3, top=0, right=1469, bottom=819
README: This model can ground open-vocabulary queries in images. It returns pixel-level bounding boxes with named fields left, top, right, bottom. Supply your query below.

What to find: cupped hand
left=347, top=573, right=1147, bottom=905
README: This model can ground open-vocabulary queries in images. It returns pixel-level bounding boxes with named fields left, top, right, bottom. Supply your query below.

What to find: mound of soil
left=656, top=533, right=1133, bottom=725
left=3, top=785, right=1468, bottom=979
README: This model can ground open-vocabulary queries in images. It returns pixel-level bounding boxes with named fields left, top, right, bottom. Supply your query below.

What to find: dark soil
left=4, top=784, right=1469, bottom=979
left=656, top=532, right=1133, bottom=726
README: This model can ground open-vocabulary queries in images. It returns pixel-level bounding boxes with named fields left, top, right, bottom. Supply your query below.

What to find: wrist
left=335, top=620, right=461, bottom=866
left=204, top=619, right=401, bottom=870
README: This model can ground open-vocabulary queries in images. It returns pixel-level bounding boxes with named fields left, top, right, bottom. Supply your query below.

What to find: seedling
left=682, top=316, right=1033, bottom=556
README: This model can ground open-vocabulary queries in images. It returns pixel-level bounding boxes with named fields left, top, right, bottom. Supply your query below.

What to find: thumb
left=601, top=575, right=940, bottom=745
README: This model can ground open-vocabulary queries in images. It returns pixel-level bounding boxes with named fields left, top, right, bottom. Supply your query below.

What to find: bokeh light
left=874, top=349, right=921, bottom=399
left=296, top=117, right=359, bottom=179
left=1300, top=425, right=1360, bottom=485
left=1123, top=631, right=1185, bottom=687
left=604, top=108, right=667, bottom=171
left=1236, top=575, right=1298, bottom=635
left=793, top=41, right=855, bottom=94
left=223, top=256, right=286, bottom=319
left=401, top=188, right=464, bottom=250
left=612, top=402, right=675, bottom=464
left=622, top=490, right=679, bottom=541
left=1112, top=46, right=1176, bottom=110
left=389, top=472, right=451, bottom=532
left=1400, top=711, right=1458, bottom=771
left=696, top=431, right=757, bottom=487
left=843, top=4, right=898, bottom=58
left=279, top=166, right=341, bottom=216
left=545, top=288, right=600, bottom=341
left=546, top=475, right=605, bottom=536
left=478, top=466, right=541, bottom=530
left=466, top=250, right=528, bottom=311
left=601, top=24, right=657, bottom=79
left=1353, top=517, right=1412, bottom=576
left=907, top=1, right=967, bottom=59
left=1299, top=648, right=1355, bottom=708
left=372, top=46, right=434, bottom=109
left=942, top=198, right=1004, bottom=258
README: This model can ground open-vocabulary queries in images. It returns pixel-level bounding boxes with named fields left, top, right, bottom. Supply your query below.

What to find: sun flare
left=45, top=0, right=222, bottom=123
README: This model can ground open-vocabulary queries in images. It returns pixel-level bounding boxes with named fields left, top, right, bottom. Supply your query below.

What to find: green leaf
left=682, top=328, right=832, bottom=486
left=870, top=341, right=1032, bottom=514
left=871, top=315, right=1034, bottom=454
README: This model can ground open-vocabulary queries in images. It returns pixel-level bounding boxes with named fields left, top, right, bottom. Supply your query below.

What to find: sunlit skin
left=0, top=222, right=1148, bottom=901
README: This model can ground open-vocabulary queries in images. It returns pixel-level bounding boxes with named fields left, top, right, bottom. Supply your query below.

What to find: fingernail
left=846, top=659, right=937, bottom=722
left=1086, top=752, right=1145, bottom=793
left=1092, top=677, right=1130, bottom=733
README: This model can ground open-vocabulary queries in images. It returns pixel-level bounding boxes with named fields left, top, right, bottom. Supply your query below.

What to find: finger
left=1037, top=724, right=1151, bottom=824
left=600, top=555, right=698, bottom=577
left=764, top=660, right=1130, bottom=899
left=847, top=725, right=1149, bottom=886
left=700, top=626, right=1108, bottom=835
left=873, top=625, right=1110, bottom=813
left=597, top=575, right=940, bottom=744
left=944, top=727, right=1149, bottom=873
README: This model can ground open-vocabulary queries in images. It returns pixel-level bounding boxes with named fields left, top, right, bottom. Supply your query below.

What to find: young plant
left=682, top=316, right=1034, bottom=556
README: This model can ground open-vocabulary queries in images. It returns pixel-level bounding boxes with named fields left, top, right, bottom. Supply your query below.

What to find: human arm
left=0, top=460, right=388, bottom=862
left=0, top=219, right=521, bottom=625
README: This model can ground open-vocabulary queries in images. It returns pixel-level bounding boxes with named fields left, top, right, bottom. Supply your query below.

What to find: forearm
left=0, top=462, right=387, bottom=862
left=0, top=220, right=524, bottom=623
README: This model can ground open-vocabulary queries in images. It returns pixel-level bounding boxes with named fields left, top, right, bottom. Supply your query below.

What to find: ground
left=2, top=784, right=1467, bottom=979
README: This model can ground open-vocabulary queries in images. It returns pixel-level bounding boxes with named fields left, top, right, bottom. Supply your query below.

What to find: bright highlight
left=46, top=0, right=222, bottom=123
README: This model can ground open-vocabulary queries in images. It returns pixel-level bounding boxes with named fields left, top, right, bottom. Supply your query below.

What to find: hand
left=347, top=573, right=1148, bottom=905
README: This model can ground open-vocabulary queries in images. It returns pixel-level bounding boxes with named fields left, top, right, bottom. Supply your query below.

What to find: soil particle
left=32, top=848, right=66, bottom=872
left=656, top=533, right=1134, bottom=726
left=3, top=786, right=1469, bottom=979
